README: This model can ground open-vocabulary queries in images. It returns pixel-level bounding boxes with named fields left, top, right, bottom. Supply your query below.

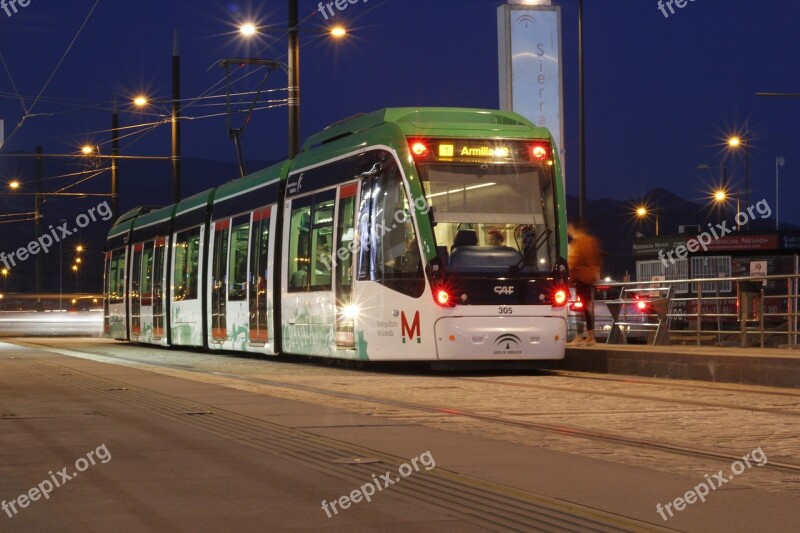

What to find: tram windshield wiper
left=508, top=228, right=552, bottom=277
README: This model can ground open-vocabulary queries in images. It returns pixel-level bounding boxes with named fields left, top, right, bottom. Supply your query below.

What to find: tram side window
left=288, top=190, right=336, bottom=292
left=173, top=228, right=201, bottom=300
left=336, top=192, right=356, bottom=295
left=288, top=205, right=311, bottom=291
left=152, top=239, right=166, bottom=305
left=107, top=249, right=126, bottom=304
left=141, top=243, right=154, bottom=307
left=359, top=161, right=424, bottom=297
left=310, top=197, right=334, bottom=291
left=229, top=216, right=250, bottom=301
left=250, top=215, right=270, bottom=295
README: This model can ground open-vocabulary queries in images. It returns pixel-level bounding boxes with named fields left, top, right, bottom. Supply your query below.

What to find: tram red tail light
left=436, top=289, right=450, bottom=306
left=636, top=300, right=649, bottom=312
left=569, top=297, right=584, bottom=311
left=409, top=140, right=429, bottom=159
left=553, top=288, right=568, bottom=306
left=433, top=286, right=455, bottom=307
left=528, top=141, right=550, bottom=161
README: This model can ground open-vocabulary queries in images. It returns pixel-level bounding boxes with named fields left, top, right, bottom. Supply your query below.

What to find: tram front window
left=418, top=163, right=557, bottom=274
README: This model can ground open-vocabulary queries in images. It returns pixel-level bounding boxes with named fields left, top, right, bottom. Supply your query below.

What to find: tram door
left=129, top=244, right=143, bottom=338
left=248, top=208, right=272, bottom=345
left=152, top=237, right=167, bottom=341
left=283, top=182, right=357, bottom=356
left=135, top=241, right=155, bottom=341
left=210, top=219, right=230, bottom=342
left=210, top=214, right=252, bottom=349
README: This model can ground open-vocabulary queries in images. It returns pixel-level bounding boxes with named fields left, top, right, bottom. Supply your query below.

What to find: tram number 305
left=498, top=306, right=513, bottom=315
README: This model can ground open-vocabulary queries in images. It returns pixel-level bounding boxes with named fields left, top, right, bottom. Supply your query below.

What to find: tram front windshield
left=417, top=162, right=557, bottom=274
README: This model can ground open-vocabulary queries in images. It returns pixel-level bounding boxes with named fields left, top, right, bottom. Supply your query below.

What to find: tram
left=104, top=107, right=569, bottom=361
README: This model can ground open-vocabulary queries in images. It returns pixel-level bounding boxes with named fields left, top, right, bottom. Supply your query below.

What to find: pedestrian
left=567, top=222, right=602, bottom=346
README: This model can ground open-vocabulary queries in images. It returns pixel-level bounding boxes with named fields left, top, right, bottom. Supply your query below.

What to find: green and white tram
left=104, top=107, right=569, bottom=361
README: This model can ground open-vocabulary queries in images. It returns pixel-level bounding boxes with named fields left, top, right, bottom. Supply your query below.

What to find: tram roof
left=301, top=107, right=551, bottom=151
left=213, top=161, right=288, bottom=203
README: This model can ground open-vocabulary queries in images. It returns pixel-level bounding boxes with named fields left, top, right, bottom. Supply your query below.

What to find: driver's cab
left=434, top=222, right=551, bottom=276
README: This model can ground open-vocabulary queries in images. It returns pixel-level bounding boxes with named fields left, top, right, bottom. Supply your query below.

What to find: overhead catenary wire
left=1, top=0, right=102, bottom=152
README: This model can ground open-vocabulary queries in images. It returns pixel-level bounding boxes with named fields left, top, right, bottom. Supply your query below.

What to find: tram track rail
left=450, top=377, right=800, bottom=418
left=14, top=339, right=800, bottom=476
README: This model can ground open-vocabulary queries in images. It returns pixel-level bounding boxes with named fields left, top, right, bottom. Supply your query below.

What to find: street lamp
left=776, top=156, right=785, bottom=230
left=727, top=131, right=750, bottom=222
left=635, top=205, right=659, bottom=236
left=713, top=189, right=741, bottom=231
left=8, top=179, right=20, bottom=189
left=239, top=22, right=257, bottom=37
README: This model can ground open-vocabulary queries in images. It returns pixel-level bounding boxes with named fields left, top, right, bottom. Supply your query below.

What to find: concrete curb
left=559, top=346, right=800, bottom=388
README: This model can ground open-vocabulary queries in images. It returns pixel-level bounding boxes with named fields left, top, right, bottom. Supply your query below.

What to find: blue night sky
left=1, top=0, right=799, bottom=221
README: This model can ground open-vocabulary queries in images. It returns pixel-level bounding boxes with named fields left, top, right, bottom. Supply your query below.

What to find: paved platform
left=561, top=344, right=800, bottom=389
left=0, top=340, right=798, bottom=532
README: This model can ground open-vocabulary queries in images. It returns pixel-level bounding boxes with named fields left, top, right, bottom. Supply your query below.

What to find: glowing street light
left=81, top=145, right=96, bottom=155
left=330, top=26, right=347, bottom=38
left=712, top=188, right=741, bottom=230
left=133, top=95, right=149, bottom=107
left=634, top=204, right=659, bottom=236
left=727, top=136, right=741, bottom=148
left=8, top=180, right=20, bottom=190
left=76, top=245, right=84, bottom=253
left=239, top=22, right=257, bottom=37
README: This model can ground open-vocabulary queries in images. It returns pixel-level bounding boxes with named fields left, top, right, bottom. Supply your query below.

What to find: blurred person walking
left=567, top=222, right=602, bottom=346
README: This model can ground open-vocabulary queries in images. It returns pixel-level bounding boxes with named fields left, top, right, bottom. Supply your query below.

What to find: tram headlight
left=341, top=304, right=360, bottom=320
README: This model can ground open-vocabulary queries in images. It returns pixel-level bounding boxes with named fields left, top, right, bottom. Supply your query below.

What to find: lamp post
left=59, top=219, right=65, bottom=311
left=635, top=205, right=659, bottom=236
left=288, top=0, right=300, bottom=158
left=776, top=156, right=785, bottom=230
left=74, top=245, right=83, bottom=295
left=578, top=0, right=586, bottom=223
left=728, top=133, right=750, bottom=226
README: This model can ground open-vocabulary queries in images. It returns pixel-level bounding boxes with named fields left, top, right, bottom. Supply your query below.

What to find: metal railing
left=569, top=274, right=799, bottom=349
